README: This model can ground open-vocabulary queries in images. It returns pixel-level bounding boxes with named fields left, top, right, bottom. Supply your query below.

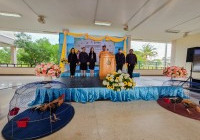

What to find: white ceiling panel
left=0, top=0, right=200, bottom=41
left=128, top=0, right=170, bottom=30
left=95, top=0, right=146, bottom=26
left=128, top=0, right=200, bottom=41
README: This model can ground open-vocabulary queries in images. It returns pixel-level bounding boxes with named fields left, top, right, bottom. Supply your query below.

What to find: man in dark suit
left=115, top=49, right=125, bottom=72
left=126, top=49, right=137, bottom=78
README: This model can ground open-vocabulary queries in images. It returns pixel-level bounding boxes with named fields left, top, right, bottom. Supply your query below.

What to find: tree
left=15, top=33, right=59, bottom=65
left=139, top=44, right=157, bottom=60
left=152, top=59, right=162, bottom=66
left=50, top=44, right=59, bottom=64
left=0, top=47, right=11, bottom=63
left=134, top=51, right=145, bottom=61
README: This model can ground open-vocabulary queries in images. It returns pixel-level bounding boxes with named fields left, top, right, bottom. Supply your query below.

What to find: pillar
left=164, top=43, right=168, bottom=67
left=127, top=35, right=131, bottom=54
left=11, top=46, right=17, bottom=64
left=170, top=40, right=176, bottom=66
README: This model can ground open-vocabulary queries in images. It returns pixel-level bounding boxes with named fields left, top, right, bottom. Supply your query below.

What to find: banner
left=74, top=38, right=115, bottom=62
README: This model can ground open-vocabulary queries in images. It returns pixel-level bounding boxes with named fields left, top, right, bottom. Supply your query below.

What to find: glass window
left=131, top=41, right=171, bottom=69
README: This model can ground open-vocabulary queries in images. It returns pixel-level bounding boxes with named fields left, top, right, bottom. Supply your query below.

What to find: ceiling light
left=165, top=29, right=180, bottom=34
left=132, top=39, right=143, bottom=41
left=43, top=31, right=58, bottom=34
left=0, top=12, right=21, bottom=17
left=95, top=21, right=111, bottom=26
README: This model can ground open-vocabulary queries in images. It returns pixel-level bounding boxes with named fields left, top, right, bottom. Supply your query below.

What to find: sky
left=27, top=32, right=59, bottom=45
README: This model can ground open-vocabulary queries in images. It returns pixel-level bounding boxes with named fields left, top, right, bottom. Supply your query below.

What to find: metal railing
left=0, top=63, right=35, bottom=68
left=135, top=61, right=169, bottom=70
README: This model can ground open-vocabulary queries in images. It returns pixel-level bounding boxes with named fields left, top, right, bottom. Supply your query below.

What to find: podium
left=99, top=51, right=116, bottom=79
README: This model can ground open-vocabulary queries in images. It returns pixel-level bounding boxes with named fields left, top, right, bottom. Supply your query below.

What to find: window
left=131, top=41, right=171, bottom=69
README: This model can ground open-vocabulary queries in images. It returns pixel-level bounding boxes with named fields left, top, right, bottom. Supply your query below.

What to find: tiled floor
left=0, top=76, right=200, bottom=140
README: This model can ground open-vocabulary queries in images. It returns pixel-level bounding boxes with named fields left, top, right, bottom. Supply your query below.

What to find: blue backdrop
left=59, top=33, right=128, bottom=61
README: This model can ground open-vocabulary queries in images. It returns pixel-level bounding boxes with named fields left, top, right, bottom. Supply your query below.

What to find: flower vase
left=44, top=76, right=52, bottom=81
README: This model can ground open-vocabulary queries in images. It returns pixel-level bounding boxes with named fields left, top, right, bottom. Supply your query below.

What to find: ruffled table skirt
left=28, top=86, right=187, bottom=106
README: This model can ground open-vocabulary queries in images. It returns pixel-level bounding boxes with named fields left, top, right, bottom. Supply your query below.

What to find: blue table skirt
left=28, top=86, right=187, bottom=106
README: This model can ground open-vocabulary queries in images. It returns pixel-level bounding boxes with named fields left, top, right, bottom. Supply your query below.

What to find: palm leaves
left=139, top=44, right=158, bottom=60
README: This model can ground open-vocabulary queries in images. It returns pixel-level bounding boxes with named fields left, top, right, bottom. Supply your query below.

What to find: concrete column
left=126, top=35, right=131, bottom=54
left=170, top=40, right=176, bottom=66
left=11, top=46, right=17, bottom=64
left=164, top=43, right=168, bottom=67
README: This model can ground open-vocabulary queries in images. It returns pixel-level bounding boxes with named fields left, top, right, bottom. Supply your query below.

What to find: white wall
left=171, top=33, right=200, bottom=79
left=0, top=67, right=163, bottom=76
left=0, top=68, right=35, bottom=75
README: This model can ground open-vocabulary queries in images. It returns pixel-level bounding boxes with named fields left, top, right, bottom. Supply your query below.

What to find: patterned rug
left=157, top=98, right=200, bottom=121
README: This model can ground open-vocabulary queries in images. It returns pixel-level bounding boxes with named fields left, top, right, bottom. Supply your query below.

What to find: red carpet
left=157, top=98, right=200, bottom=121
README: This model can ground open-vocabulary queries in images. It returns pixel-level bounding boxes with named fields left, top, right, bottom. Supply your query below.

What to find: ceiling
left=0, top=0, right=200, bottom=42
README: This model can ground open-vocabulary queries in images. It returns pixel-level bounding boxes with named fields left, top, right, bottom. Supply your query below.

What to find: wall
left=0, top=68, right=35, bottom=75
left=135, top=70, right=163, bottom=76
left=0, top=67, right=163, bottom=76
left=171, top=33, right=200, bottom=79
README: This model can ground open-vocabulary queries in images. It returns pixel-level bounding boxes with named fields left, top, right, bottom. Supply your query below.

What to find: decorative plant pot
left=44, top=76, right=52, bottom=81
left=16, top=117, right=30, bottom=128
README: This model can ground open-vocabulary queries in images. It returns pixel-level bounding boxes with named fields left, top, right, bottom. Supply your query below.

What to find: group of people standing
left=68, top=47, right=96, bottom=77
left=115, top=48, right=137, bottom=78
left=68, top=45, right=137, bottom=78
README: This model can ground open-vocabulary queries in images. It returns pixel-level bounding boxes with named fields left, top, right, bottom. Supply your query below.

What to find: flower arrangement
left=61, top=58, right=68, bottom=64
left=163, top=66, right=187, bottom=78
left=35, top=63, right=61, bottom=77
left=102, top=71, right=136, bottom=91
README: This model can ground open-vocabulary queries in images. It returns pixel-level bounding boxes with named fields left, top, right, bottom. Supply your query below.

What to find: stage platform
left=60, top=77, right=102, bottom=88
left=61, top=70, right=140, bottom=77
left=28, top=77, right=188, bottom=105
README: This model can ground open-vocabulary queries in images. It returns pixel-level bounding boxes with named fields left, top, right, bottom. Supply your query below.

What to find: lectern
left=99, top=51, right=116, bottom=79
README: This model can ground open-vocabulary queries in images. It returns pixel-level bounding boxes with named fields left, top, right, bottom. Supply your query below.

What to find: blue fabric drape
left=28, top=86, right=187, bottom=106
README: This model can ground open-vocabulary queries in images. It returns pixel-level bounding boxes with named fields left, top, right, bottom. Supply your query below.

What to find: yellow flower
left=128, top=82, right=132, bottom=87
left=107, top=85, right=110, bottom=89
left=124, top=81, right=127, bottom=86
left=112, top=72, right=118, bottom=75
left=116, top=77, right=120, bottom=80
left=111, top=85, right=114, bottom=90
left=107, top=77, right=112, bottom=81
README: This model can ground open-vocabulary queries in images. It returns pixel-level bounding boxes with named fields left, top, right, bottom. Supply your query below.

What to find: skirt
left=80, top=63, right=87, bottom=70
left=89, top=62, right=95, bottom=70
